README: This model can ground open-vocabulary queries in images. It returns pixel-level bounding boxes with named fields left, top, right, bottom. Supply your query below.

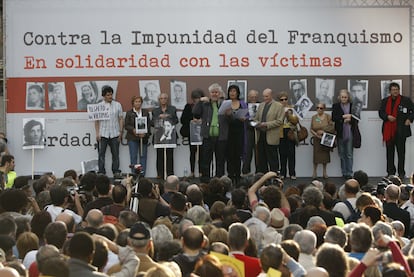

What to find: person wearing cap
left=126, top=221, right=159, bottom=273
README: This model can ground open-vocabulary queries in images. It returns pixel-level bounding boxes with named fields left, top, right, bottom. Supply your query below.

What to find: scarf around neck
left=383, top=95, right=401, bottom=143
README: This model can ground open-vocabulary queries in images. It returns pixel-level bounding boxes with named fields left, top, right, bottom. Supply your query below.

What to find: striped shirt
left=98, top=100, right=123, bottom=138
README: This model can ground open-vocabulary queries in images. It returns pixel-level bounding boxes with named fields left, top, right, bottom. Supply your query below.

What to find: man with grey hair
left=244, top=206, right=270, bottom=252
left=293, top=229, right=316, bottom=270
left=193, top=83, right=229, bottom=182
left=324, top=225, right=347, bottom=248
left=383, top=184, right=410, bottom=237
left=161, top=175, right=179, bottom=203
left=289, top=186, right=336, bottom=228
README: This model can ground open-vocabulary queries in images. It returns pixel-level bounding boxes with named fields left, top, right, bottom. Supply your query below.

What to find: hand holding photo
left=321, top=132, right=336, bottom=148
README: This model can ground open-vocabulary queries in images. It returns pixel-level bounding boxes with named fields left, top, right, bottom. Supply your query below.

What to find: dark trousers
left=279, top=132, right=296, bottom=177
left=256, top=133, right=279, bottom=173
left=98, top=137, right=120, bottom=175
left=386, top=134, right=406, bottom=177
left=200, top=137, right=226, bottom=179
left=156, top=148, right=174, bottom=179
left=242, top=128, right=256, bottom=174
left=227, top=136, right=243, bottom=179
left=189, top=144, right=202, bottom=174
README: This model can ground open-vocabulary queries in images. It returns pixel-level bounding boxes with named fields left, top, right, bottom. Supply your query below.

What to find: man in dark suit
left=379, top=82, right=414, bottom=178
left=382, top=184, right=411, bottom=237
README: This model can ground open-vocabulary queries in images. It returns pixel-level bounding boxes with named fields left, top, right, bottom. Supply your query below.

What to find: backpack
left=343, top=200, right=360, bottom=223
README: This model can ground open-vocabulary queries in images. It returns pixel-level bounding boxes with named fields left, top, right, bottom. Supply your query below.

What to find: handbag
left=352, top=123, right=361, bottom=148
left=287, top=123, right=308, bottom=142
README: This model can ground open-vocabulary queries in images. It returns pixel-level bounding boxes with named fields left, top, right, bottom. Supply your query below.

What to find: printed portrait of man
left=170, top=81, right=187, bottom=110
left=22, top=118, right=45, bottom=149
left=140, top=80, right=160, bottom=109
left=289, top=79, right=307, bottom=106
left=348, top=80, right=368, bottom=109
left=48, top=82, right=67, bottom=110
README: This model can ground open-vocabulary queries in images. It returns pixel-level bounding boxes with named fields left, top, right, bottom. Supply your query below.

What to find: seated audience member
left=172, top=226, right=206, bottom=277
left=391, top=220, right=410, bottom=246
left=151, top=224, right=174, bottom=261
left=83, top=174, right=113, bottom=219
left=316, top=243, right=349, bottom=277
left=228, top=222, right=261, bottom=277
left=293, top=230, right=316, bottom=271
left=136, top=178, right=170, bottom=226
left=258, top=244, right=305, bottom=277
left=44, top=185, right=83, bottom=224
left=244, top=206, right=270, bottom=252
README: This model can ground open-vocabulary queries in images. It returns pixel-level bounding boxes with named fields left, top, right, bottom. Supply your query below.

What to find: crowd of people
left=0, top=165, right=413, bottom=277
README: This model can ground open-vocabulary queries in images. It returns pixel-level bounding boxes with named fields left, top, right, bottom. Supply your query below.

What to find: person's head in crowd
left=221, top=206, right=240, bottom=230
left=164, top=175, right=179, bottom=193
left=306, top=216, right=326, bottom=230
left=178, top=180, right=190, bottom=195
left=219, top=176, right=233, bottom=194
left=391, top=220, right=406, bottom=239
left=355, top=192, right=376, bottom=212
left=186, top=205, right=211, bottom=225
left=0, top=189, right=28, bottom=213
left=388, top=175, right=402, bottom=186
left=0, top=215, right=17, bottom=238
left=382, top=262, right=407, bottom=277
left=91, top=239, right=108, bottom=272
left=284, top=186, right=301, bottom=198
left=306, top=266, right=329, bottom=277
left=261, top=185, right=282, bottom=210
left=68, top=232, right=95, bottom=263
left=85, top=209, right=104, bottom=229
left=128, top=221, right=153, bottom=255
left=16, top=231, right=39, bottom=259
left=137, top=178, right=156, bottom=199
left=307, top=219, right=327, bottom=248
left=0, top=267, right=20, bottom=277
left=210, top=201, right=226, bottom=223
left=208, top=227, right=228, bottom=246
left=79, top=171, right=97, bottom=193
left=353, top=170, right=368, bottom=189
left=228, top=222, right=249, bottom=252
left=44, top=221, right=67, bottom=249
left=323, top=182, right=337, bottom=198
left=116, top=229, right=130, bottom=247
left=55, top=212, right=75, bottom=234
left=280, top=239, right=300, bottom=261
left=155, top=239, right=182, bottom=262
left=49, top=185, right=69, bottom=207
left=282, top=224, right=303, bottom=241
left=208, top=177, right=225, bottom=195
left=321, top=192, right=335, bottom=211
left=35, top=191, right=51, bottom=210
left=177, top=219, right=194, bottom=239
left=38, top=256, right=69, bottom=277
left=344, top=178, right=360, bottom=196
left=15, top=216, right=31, bottom=240
left=118, top=210, right=139, bottom=228
left=385, top=184, right=400, bottom=203
left=63, top=169, right=79, bottom=184
left=302, top=186, right=324, bottom=208
left=259, top=243, right=283, bottom=274
left=287, top=194, right=303, bottom=214
left=12, top=176, right=31, bottom=196
left=193, top=254, right=223, bottom=277
left=0, top=235, right=16, bottom=261
left=95, top=174, right=111, bottom=196
left=6, top=261, right=27, bottom=277
left=201, top=223, right=215, bottom=238
left=151, top=224, right=173, bottom=255
left=170, top=192, right=188, bottom=214
left=153, top=217, right=173, bottom=233
left=252, top=205, right=271, bottom=225
left=98, top=223, right=118, bottom=241
left=31, top=211, right=52, bottom=243
left=293, top=230, right=317, bottom=255
left=181, top=226, right=205, bottom=252
left=231, top=188, right=248, bottom=209
left=315, top=243, right=349, bottom=277
left=209, top=241, right=229, bottom=255
left=36, top=244, right=60, bottom=272
left=186, top=186, right=205, bottom=207
left=324, top=226, right=347, bottom=248
left=360, top=205, right=384, bottom=227
left=144, top=264, right=176, bottom=277
left=350, top=223, right=373, bottom=253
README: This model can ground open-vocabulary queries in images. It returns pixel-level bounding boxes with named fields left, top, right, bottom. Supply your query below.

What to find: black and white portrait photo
left=26, top=82, right=45, bottom=110
left=351, top=101, right=362, bottom=121
left=348, top=79, right=369, bottom=109
left=381, top=79, right=402, bottom=100
left=22, top=118, right=45, bottom=149
left=154, top=119, right=177, bottom=148
left=190, top=121, right=202, bottom=146
left=289, top=79, right=307, bottom=106
left=227, top=80, right=247, bottom=101
left=170, top=81, right=187, bottom=110
left=315, top=78, right=335, bottom=108
left=321, top=132, right=336, bottom=148
left=248, top=103, right=260, bottom=120
left=140, top=80, right=160, bottom=109
left=135, top=116, right=148, bottom=134
left=294, top=95, right=313, bottom=120
left=75, top=81, right=99, bottom=110
left=48, top=82, right=67, bottom=110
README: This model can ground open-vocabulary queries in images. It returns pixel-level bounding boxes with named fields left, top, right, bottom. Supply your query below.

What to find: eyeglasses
left=317, top=107, right=324, bottom=110
left=280, top=98, right=288, bottom=101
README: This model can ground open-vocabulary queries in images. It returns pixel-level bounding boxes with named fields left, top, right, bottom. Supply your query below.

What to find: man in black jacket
left=379, top=82, right=414, bottom=178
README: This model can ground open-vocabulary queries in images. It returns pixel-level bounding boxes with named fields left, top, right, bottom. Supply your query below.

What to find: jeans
left=338, top=137, right=353, bottom=177
left=127, top=140, right=148, bottom=175
left=98, top=137, right=120, bottom=175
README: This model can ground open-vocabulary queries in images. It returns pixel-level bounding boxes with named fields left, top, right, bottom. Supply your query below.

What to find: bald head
left=165, top=175, right=179, bottom=191
left=56, top=212, right=75, bottom=233
left=262, top=88, right=273, bottom=103
left=0, top=267, right=20, bottom=277
left=86, top=209, right=104, bottom=228
left=247, top=89, right=259, bottom=103
left=186, top=184, right=200, bottom=194
left=344, top=179, right=360, bottom=195
left=306, top=267, right=329, bottom=277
